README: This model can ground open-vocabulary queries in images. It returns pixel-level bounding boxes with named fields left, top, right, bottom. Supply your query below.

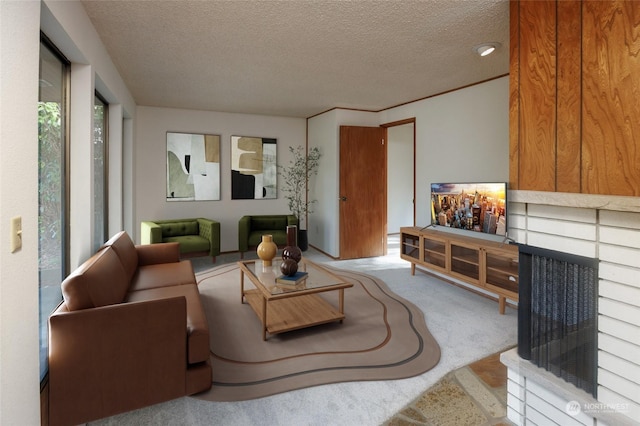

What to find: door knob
left=339, top=196, right=347, bottom=202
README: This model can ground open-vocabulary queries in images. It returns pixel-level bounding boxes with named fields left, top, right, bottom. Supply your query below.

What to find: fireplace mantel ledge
left=500, top=348, right=636, bottom=426
left=508, top=190, right=640, bottom=213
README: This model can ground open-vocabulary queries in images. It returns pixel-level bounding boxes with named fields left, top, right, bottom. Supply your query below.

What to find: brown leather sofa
left=48, top=231, right=212, bottom=426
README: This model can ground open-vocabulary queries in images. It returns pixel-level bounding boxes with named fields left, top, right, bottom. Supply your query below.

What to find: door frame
left=381, top=118, right=416, bottom=226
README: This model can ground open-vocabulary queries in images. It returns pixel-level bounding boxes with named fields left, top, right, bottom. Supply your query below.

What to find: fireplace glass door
left=518, top=245, right=598, bottom=397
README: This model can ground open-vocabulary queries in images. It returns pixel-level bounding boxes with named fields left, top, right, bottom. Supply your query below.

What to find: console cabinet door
left=400, top=231, right=421, bottom=262
left=449, top=241, right=480, bottom=284
left=483, top=248, right=519, bottom=297
left=422, top=234, right=448, bottom=273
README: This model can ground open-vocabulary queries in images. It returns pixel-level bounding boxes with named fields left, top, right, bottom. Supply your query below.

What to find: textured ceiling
left=81, top=0, right=509, bottom=118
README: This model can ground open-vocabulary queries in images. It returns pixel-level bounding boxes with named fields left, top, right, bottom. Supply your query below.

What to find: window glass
left=93, top=94, right=108, bottom=250
left=38, top=38, right=68, bottom=382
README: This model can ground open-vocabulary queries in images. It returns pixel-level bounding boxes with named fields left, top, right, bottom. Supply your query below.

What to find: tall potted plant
left=278, top=145, right=321, bottom=251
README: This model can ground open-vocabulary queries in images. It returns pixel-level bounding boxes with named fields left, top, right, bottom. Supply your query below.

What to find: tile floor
left=384, top=350, right=514, bottom=425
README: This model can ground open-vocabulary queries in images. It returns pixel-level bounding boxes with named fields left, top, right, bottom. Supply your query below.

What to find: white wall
left=307, top=110, right=339, bottom=255
left=307, top=109, right=380, bottom=257
left=379, top=76, right=510, bottom=228
left=0, top=2, right=41, bottom=424
left=387, top=123, right=414, bottom=233
left=134, top=106, right=306, bottom=251
left=0, top=2, right=135, bottom=424
left=69, top=63, right=95, bottom=265
left=308, top=76, right=510, bottom=256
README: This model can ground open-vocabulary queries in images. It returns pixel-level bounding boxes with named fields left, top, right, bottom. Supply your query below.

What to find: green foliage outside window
left=38, top=101, right=62, bottom=270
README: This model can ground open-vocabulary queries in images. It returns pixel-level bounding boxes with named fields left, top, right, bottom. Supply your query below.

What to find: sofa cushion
left=161, top=221, right=199, bottom=237
left=129, top=260, right=196, bottom=292
left=103, top=231, right=139, bottom=282
left=61, top=248, right=129, bottom=311
left=251, top=216, right=286, bottom=231
left=135, top=242, right=180, bottom=265
left=126, top=284, right=210, bottom=364
left=163, top=235, right=210, bottom=254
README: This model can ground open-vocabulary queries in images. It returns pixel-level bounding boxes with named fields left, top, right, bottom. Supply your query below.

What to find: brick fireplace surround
left=501, top=190, right=640, bottom=426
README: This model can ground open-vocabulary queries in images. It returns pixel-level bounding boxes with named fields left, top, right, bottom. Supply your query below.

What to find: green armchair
left=238, top=214, right=298, bottom=257
left=141, top=218, right=220, bottom=261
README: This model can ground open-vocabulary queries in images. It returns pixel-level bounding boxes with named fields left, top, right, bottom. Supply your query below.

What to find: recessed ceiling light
left=474, top=43, right=501, bottom=57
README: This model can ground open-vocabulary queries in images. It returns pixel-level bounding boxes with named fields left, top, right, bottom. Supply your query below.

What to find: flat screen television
left=430, top=182, right=507, bottom=236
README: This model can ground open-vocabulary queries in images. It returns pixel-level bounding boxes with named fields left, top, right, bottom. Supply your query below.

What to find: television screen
left=430, top=182, right=507, bottom=236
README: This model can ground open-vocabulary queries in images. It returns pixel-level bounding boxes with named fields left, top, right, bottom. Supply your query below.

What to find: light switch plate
left=10, top=216, right=22, bottom=253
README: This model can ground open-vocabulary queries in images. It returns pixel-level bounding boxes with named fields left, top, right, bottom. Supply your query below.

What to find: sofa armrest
left=287, top=215, right=299, bottom=227
left=238, top=215, right=252, bottom=252
left=48, top=297, right=187, bottom=426
left=135, top=242, right=180, bottom=265
left=141, top=221, right=163, bottom=244
left=197, top=218, right=220, bottom=257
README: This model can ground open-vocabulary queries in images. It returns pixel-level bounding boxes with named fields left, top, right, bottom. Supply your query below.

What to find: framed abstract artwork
left=231, top=135, right=277, bottom=199
left=166, top=132, right=221, bottom=201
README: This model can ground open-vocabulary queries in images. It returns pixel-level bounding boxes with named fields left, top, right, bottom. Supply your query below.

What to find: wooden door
left=339, top=125, right=387, bottom=259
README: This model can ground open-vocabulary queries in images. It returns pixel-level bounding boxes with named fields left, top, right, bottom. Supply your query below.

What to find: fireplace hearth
left=518, top=244, right=599, bottom=397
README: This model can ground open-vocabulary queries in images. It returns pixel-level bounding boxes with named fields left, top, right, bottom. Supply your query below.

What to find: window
left=93, top=93, right=108, bottom=250
left=38, top=36, right=69, bottom=382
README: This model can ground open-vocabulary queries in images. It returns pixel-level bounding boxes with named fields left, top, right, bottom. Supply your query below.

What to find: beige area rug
left=194, top=263, right=441, bottom=402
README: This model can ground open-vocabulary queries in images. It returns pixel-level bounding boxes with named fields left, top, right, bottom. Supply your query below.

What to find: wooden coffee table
left=238, top=258, right=353, bottom=340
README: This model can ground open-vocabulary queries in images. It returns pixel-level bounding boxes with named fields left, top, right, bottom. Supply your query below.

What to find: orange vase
left=256, top=234, right=277, bottom=266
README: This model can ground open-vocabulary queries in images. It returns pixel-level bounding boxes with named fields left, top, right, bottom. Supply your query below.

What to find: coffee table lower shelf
left=243, top=289, right=345, bottom=340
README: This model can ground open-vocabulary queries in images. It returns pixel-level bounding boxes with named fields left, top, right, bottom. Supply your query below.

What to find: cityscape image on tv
left=430, top=182, right=507, bottom=236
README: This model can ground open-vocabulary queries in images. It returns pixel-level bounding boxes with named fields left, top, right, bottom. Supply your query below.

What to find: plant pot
left=298, top=229, right=309, bottom=252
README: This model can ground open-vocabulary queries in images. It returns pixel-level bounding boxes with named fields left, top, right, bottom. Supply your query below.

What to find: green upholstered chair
left=238, top=214, right=298, bottom=258
left=140, top=218, right=220, bottom=261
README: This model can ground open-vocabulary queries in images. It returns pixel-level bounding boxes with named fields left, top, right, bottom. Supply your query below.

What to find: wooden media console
left=400, top=226, right=519, bottom=314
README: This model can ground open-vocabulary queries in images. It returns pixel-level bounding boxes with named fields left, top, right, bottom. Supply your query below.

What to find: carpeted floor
left=90, top=236, right=517, bottom=425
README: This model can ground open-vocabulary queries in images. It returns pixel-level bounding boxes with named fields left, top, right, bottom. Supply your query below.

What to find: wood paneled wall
left=510, top=0, right=640, bottom=196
